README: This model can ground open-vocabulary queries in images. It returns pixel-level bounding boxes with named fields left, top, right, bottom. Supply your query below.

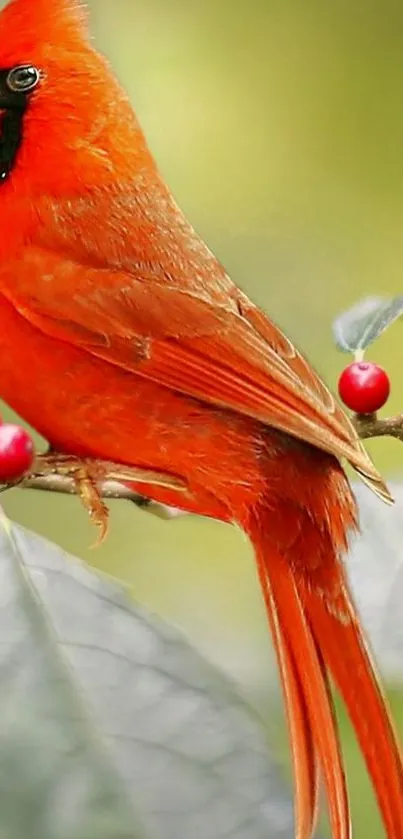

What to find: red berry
left=0, top=424, right=35, bottom=481
left=338, top=361, right=390, bottom=414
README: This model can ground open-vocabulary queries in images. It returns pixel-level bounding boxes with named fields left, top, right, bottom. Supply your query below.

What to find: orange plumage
left=0, top=1, right=402, bottom=835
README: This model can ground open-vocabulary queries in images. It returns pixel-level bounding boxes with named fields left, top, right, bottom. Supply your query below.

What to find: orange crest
left=0, top=0, right=89, bottom=64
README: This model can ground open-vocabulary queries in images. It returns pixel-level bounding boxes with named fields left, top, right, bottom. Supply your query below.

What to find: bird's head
left=0, top=0, right=150, bottom=195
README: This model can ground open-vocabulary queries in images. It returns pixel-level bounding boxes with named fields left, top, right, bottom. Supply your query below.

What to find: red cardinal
left=0, top=1, right=402, bottom=835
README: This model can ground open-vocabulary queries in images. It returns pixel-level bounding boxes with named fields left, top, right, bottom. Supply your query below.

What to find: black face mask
left=0, top=64, right=40, bottom=182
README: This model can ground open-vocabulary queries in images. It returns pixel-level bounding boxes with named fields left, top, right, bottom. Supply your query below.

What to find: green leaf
left=0, top=514, right=296, bottom=839
left=332, top=295, right=403, bottom=353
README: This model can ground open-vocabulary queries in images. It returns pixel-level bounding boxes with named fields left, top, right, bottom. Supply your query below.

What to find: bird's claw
left=71, top=464, right=110, bottom=547
left=29, top=454, right=111, bottom=544
left=25, top=453, right=185, bottom=545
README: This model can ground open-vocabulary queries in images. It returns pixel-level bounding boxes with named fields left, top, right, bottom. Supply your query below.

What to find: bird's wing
left=5, top=245, right=390, bottom=501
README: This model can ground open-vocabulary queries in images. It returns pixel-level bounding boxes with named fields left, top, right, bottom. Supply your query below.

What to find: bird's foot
left=25, top=453, right=185, bottom=545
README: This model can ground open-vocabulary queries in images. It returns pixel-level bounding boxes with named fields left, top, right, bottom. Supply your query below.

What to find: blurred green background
left=3, top=0, right=403, bottom=834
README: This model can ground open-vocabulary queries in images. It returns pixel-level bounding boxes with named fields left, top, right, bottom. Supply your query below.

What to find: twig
left=352, top=413, right=403, bottom=443
left=17, top=473, right=185, bottom=521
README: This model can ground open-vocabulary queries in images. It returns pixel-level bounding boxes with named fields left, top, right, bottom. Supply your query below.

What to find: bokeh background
left=2, top=1, right=403, bottom=835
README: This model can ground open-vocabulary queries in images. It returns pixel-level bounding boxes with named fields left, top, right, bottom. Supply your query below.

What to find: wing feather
left=4, top=248, right=391, bottom=501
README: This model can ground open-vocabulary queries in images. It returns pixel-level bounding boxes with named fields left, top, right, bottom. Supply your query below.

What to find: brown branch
left=17, top=474, right=185, bottom=520
left=352, top=412, right=403, bottom=442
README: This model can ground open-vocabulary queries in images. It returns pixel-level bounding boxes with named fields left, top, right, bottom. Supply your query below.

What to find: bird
left=0, top=0, right=402, bottom=836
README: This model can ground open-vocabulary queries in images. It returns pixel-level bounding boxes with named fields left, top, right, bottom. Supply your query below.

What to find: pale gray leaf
left=332, top=295, right=403, bottom=352
left=0, top=515, right=296, bottom=839
left=0, top=515, right=145, bottom=839
left=348, top=481, right=403, bottom=683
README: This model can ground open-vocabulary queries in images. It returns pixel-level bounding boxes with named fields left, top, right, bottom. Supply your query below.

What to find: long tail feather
left=256, top=556, right=320, bottom=839
left=303, top=578, right=403, bottom=839
left=254, top=542, right=351, bottom=839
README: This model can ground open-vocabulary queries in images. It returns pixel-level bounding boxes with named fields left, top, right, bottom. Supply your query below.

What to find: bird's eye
left=6, top=65, right=40, bottom=94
